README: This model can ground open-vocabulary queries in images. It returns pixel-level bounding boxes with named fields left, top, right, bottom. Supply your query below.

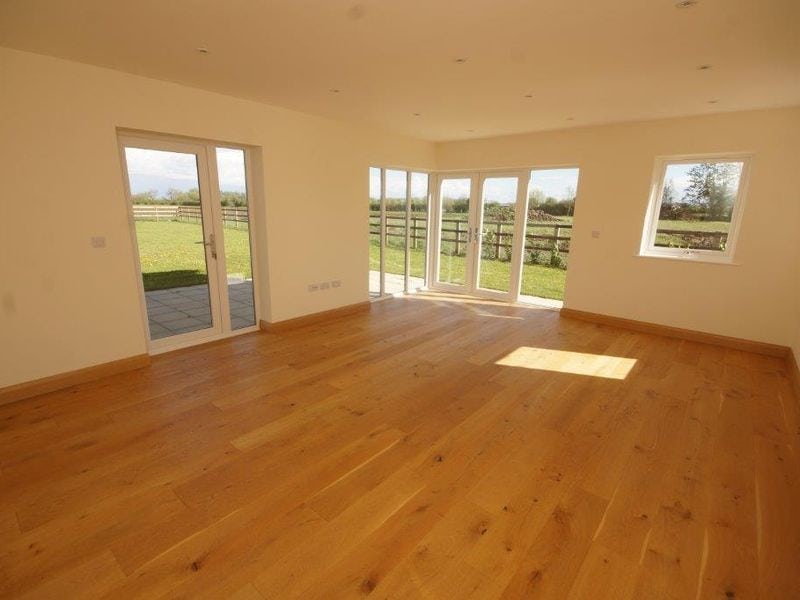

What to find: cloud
left=124, top=146, right=247, bottom=196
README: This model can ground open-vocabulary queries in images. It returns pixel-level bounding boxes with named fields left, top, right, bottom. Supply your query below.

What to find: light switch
left=91, top=236, right=107, bottom=248
left=591, top=230, right=600, bottom=239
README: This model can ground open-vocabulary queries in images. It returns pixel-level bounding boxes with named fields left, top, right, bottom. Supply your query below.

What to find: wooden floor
left=1, top=294, right=799, bottom=599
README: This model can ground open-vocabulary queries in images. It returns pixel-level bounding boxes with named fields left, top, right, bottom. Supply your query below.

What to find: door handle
left=204, top=233, right=217, bottom=259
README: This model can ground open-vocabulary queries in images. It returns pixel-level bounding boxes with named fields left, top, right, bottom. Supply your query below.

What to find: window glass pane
left=384, top=170, right=407, bottom=295
left=369, top=167, right=382, bottom=298
left=521, top=168, right=579, bottom=302
left=438, top=178, right=471, bottom=286
left=655, top=161, right=743, bottom=252
left=409, top=172, right=429, bottom=288
left=216, top=147, right=256, bottom=329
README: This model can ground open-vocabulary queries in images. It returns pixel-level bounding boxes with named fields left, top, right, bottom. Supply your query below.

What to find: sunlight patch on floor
left=496, top=347, right=637, bottom=379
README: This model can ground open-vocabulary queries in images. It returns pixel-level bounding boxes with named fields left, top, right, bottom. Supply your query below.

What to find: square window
left=640, top=156, right=751, bottom=263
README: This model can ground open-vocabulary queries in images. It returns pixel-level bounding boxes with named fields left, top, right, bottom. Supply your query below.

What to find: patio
left=144, top=280, right=255, bottom=340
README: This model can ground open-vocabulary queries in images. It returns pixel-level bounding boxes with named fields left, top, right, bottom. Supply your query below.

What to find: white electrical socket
left=591, top=230, right=600, bottom=239
left=320, top=281, right=331, bottom=290
left=331, top=280, right=341, bottom=288
left=308, top=283, right=319, bottom=292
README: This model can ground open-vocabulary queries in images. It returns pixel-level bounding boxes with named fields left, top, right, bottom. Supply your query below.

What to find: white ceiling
left=1, top=0, right=798, bottom=141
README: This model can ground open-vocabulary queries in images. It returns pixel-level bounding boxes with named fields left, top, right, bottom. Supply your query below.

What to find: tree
left=528, top=188, right=546, bottom=208
left=564, top=186, right=576, bottom=216
left=130, top=189, right=159, bottom=204
left=166, top=187, right=200, bottom=205
left=662, top=179, right=676, bottom=204
left=683, top=163, right=739, bottom=221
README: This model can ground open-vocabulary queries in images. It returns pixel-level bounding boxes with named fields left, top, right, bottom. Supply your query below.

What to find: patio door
left=431, top=171, right=529, bottom=300
left=119, top=135, right=259, bottom=353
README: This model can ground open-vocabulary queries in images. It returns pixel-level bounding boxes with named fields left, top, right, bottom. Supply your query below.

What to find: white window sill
left=636, top=252, right=740, bottom=266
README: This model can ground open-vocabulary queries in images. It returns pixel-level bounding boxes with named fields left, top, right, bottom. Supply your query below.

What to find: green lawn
left=134, top=221, right=252, bottom=291
left=373, top=242, right=567, bottom=300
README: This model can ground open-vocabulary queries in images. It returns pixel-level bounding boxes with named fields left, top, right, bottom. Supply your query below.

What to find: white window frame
left=639, top=153, right=752, bottom=264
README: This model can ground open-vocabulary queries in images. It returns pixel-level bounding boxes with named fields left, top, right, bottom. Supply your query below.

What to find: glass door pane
left=124, top=146, right=217, bottom=341
left=521, top=168, right=580, bottom=305
left=437, top=178, right=471, bottom=286
left=368, top=167, right=382, bottom=298
left=215, top=147, right=256, bottom=329
left=477, top=177, right=519, bottom=294
left=409, top=172, right=429, bottom=290
left=384, top=169, right=407, bottom=295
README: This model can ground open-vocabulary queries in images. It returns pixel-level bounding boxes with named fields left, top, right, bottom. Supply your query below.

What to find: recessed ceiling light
left=413, top=113, right=422, bottom=117
left=329, top=88, right=341, bottom=93
left=454, top=57, right=468, bottom=64
left=466, top=129, right=475, bottom=132
left=196, top=47, right=209, bottom=54
left=565, top=117, right=575, bottom=121
left=524, top=94, right=534, bottom=99
left=675, top=0, right=698, bottom=8
left=707, top=99, right=720, bottom=104
left=697, top=64, right=712, bottom=70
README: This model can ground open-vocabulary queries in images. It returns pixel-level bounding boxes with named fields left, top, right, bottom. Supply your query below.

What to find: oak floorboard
left=1, top=294, right=798, bottom=598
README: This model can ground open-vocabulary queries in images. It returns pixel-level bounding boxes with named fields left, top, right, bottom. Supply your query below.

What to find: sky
left=125, top=147, right=247, bottom=197
left=371, top=167, right=580, bottom=203
left=663, top=163, right=694, bottom=199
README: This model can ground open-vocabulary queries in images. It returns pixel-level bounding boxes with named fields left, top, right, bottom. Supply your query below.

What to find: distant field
left=656, top=219, right=729, bottom=232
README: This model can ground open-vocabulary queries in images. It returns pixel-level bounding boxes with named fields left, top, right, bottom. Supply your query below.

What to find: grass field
left=139, top=220, right=565, bottom=299
left=134, top=221, right=252, bottom=291
left=372, top=242, right=567, bottom=300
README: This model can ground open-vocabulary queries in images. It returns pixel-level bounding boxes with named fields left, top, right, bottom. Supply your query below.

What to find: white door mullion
left=379, top=168, right=386, bottom=297
left=508, top=171, right=529, bottom=302
left=467, top=173, right=483, bottom=295
left=204, top=146, right=232, bottom=333
left=404, top=170, right=412, bottom=293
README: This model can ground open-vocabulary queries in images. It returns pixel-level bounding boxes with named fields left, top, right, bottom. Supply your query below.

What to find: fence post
left=554, top=225, right=560, bottom=251
left=495, top=222, right=502, bottom=258
left=454, top=220, right=461, bottom=256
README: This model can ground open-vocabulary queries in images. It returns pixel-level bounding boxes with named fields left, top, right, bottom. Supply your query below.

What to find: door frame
left=429, top=170, right=530, bottom=301
left=472, top=170, right=530, bottom=302
left=118, top=132, right=261, bottom=355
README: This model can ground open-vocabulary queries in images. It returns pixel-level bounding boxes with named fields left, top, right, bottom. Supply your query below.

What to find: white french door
left=430, top=171, right=529, bottom=301
left=119, top=134, right=259, bottom=353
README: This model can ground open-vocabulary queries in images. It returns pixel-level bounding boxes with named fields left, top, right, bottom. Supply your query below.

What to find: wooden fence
left=133, top=205, right=249, bottom=228
left=370, top=214, right=729, bottom=255
left=370, top=215, right=573, bottom=257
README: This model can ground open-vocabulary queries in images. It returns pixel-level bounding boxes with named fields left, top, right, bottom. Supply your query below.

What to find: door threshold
left=149, top=324, right=260, bottom=356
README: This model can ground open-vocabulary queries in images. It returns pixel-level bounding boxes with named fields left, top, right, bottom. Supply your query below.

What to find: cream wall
left=436, top=108, right=800, bottom=347
left=2, top=46, right=798, bottom=390
left=0, top=48, right=435, bottom=388
left=794, top=266, right=800, bottom=371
